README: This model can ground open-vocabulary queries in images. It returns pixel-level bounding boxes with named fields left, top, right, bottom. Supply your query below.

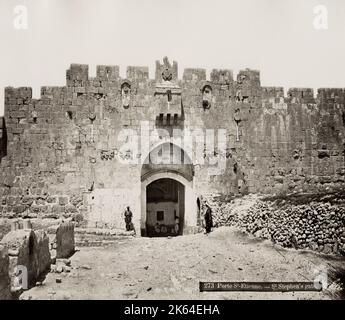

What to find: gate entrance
left=140, top=142, right=197, bottom=236
left=146, top=178, right=185, bottom=237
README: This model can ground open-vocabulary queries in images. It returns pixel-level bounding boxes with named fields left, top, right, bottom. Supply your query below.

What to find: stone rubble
left=205, top=194, right=345, bottom=255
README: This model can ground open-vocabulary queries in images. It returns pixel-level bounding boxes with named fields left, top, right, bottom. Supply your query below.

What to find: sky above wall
left=0, top=0, right=345, bottom=115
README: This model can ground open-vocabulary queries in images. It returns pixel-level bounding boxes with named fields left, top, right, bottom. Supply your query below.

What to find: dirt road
left=21, top=227, right=344, bottom=300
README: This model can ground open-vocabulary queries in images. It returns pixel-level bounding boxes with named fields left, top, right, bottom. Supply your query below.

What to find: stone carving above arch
left=155, top=56, right=178, bottom=83
left=161, top=56, right=173, bottom=82
left=210, top=69, right=233, bottom=85
left=141, top=142, right=194, bottom=182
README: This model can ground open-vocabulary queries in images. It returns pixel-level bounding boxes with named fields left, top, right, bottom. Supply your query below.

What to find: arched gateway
left=140, top=143, right=198, bottom=237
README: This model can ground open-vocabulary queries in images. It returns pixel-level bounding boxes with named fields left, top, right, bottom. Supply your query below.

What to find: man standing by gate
left=124, top=206, right=133, bottom=232
left=204, top=204, right=213, bottom=234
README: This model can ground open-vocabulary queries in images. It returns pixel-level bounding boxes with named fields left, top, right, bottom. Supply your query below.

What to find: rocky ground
left=20, top=226, right=345, bottom=300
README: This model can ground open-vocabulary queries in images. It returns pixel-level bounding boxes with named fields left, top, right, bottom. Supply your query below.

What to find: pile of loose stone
left=206, top=200, right=235, bottom=226
left=206, top=194, right=345, bottom=255
left=50, top=258, right=72, bottom=274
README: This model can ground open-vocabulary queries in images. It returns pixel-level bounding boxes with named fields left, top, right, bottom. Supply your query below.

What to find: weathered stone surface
left=54, top=222, right=75, bottom=259
left=0, top=244, right=11, bottom=300
left=0, top=218, right=11, bottom=241
left=34, top=230, right=51, bottom=275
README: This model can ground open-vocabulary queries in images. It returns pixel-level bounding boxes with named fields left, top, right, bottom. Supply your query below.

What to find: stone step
left=75, top=227, right=135, bottom=247
left=75, top=227, right=134, bottom=237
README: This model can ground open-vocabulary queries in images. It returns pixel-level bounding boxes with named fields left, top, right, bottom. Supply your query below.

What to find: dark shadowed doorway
left=146, top=178, right=185, bottom=237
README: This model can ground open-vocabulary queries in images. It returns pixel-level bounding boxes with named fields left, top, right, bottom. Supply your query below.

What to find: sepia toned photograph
left=0, top=0, right=344, bottom=306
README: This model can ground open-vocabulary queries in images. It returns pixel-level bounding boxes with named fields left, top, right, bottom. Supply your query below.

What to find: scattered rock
left=8, top=249, right=19, bottom=256
left=57, top=258, right=71, bottom=266
left=50, top=265, right=57, bottom=273
left=56, top=265, right=63, bottom=273
left=64, top=266, right=71, bottom=273
left=80, top=265, right=92, bottom=270
left=123, top=292, right=135, bottom=297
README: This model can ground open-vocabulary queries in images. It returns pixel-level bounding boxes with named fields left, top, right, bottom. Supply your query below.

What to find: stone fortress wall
left=0, top=57, right=344, bottom=233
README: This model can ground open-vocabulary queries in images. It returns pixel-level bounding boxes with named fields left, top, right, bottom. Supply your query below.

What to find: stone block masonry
left=0, top=117, right=6, bottom=161
left=0, top=244, right=11, bottom=299
left=0, top=57, right=344, bottom=235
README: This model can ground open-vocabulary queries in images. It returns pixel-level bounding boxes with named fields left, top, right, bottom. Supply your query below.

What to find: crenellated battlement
left=286, top=88, right=315, bottom=103
left=62, top=62, right=345, bottom=107
left=210, top=69, right=233, bottom=84
left=317, top=88, right=345, bottom=103
left=96, top=65, right=120, bottom=80
left=183, top=68, right=207, bottom=81
left=66, top=63, right=89, bottom=85
left=126, top=66, right=149, bottom=81
left=3, top=59, right=345, bottom=118
left=5, top=87, right=32, bottom=104
left=261, top=87, right=284, bottom=99
left=61, top=60, right=344, bottom=100
left=64, top=60, right=258, bottom=85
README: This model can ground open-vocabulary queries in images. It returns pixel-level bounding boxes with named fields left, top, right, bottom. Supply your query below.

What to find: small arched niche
left=201, top=84, right=212, bottom=109
left=121, top=81, right=131, bottom=108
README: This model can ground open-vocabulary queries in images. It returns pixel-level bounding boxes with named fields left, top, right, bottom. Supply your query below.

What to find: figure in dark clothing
left=290, top=233, right=298, bottom=249
left=204, top=205, right=213, bottom=234
left=124, top=206, right=133, bottom=231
